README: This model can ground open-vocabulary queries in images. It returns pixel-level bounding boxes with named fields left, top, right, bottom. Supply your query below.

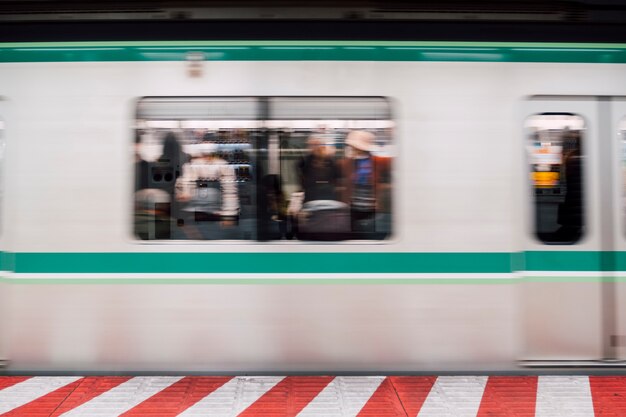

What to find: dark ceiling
left=2, top=1, right=626, bottom=42
left=1, top=0, right=625, bottom=23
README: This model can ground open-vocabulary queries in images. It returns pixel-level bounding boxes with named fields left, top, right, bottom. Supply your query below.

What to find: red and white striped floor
left=0, top=375, right=625, bottom=416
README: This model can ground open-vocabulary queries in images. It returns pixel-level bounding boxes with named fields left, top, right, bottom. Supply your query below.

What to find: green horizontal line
left=524, top=251, right=604, bottom=271
left=3, top=250, right=626, bottom=275
left=7, top=252, right=512, bottom=274
left=1, top=41, right=626, bottom=63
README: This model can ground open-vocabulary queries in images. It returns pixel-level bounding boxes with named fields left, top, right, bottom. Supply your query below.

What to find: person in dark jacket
left=149, top=131, right=188, bottom=233
left=297, top=135, right=341, bottom=203
left=134, top=131, right=150, bottom=191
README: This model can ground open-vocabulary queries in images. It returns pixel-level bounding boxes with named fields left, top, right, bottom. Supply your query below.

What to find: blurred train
left=2, top=22, right=626, bottom=373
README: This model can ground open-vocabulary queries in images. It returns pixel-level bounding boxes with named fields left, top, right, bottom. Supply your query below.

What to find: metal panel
left=609, top=97, right=626, bottom=361
left=521, top=96, right=604, bottom=361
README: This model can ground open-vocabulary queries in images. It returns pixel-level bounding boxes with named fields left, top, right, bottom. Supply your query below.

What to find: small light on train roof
left=186, top=52, right=205, bottom=78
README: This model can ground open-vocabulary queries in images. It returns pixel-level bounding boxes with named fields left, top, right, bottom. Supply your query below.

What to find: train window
left=135, top=98, right=260, bottom=240
left=525, top=114, right=585, bottom=244
left=133, top=97, right=393, bottom=242
left=270, top=97, right=393, bottom=241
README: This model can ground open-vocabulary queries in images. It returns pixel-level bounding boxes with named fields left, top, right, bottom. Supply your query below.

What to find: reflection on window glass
left=134, top=97, right=393, bottom=241
left=525, top=114, right=584, bottom=244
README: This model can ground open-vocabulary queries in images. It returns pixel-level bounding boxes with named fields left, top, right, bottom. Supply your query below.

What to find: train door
left=521, top=96, right=623, bottom=363
left=0, top=98, right=6, bottom=368
left=611, top=97, right=626, bottom=361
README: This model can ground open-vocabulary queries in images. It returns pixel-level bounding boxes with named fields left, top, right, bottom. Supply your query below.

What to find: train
left=1, top=18, right=626, bottom=373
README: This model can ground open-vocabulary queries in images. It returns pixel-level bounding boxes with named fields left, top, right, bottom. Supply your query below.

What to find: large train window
left=133, top=97, right=393, bottom=241
left=525, top=114, right=585, bottom=244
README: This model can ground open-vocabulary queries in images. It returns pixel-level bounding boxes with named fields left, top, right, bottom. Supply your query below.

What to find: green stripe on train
left=1, top=41, right=626, bottom=63
left=3, top=250, right=626, bottom=274
left=9, top=252, right=510, bottom=273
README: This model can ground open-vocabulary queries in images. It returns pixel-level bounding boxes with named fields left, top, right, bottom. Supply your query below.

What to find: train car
left=1, top=16, right=626, bottom=373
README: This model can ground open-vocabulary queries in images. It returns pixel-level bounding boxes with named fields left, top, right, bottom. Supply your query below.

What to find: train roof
left=1, top=0, right=626, bottom=43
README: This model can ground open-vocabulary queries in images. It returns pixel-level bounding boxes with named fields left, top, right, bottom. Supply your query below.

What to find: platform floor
left=0, top=375, right=625, bottom=416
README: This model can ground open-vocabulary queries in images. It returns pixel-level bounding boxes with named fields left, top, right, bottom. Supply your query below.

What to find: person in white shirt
left=175, top=142, right=239, bottom=237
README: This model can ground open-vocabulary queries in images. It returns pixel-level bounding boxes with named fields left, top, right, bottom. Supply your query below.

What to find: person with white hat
left=340, top=130, right=391, bottom=235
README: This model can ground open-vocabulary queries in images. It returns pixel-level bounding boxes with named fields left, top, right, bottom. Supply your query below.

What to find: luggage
left=297, top=200, right=350, bottom=235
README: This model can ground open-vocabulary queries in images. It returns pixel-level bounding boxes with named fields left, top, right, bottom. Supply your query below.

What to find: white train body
left=1, top=42, right=625, bottom=372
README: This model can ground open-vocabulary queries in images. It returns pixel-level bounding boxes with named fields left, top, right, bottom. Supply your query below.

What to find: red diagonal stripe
left=237, top=376, right=334, bottom=417
left=475, top=376, right=538, bottom=417
left=1, top=378, right=83, bottom=417
left=590, top=376, right=626, bottom=417
left=49, top=376, right=132, bottom=417
left=120, top=376, right=233, bottom=417
left=388, top=376, right=436, bottom=417
left=0, top=377, right=30, bottom=391
left=357, top=377, right=406, bottom=417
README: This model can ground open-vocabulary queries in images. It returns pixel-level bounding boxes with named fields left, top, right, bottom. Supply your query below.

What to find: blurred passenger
left=297, top=135, right=341, bottom=202
left=151, top=132, right=189, bottom=226
left=154, top=132, right=186, bottom=195
left=134, top=131, right=150, bottom=191
left=339, top=130, right=392, bottom=234
left=259, top=174, right=286, bottom=240
left=556, top=130, right=584, bottom=241
left=175, top=142, right=239, bottom=237
left=134, top=189, right=172, bottom=240
left=292, top=135, right=350, bottom=239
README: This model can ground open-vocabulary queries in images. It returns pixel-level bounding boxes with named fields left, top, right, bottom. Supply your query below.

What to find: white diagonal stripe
left=178, top=376, right=284, bottom=417
left=59, top=376, right=182, bottom=417
left=417, top=376, right=488, bottom=417
left=536, top=376, right=595, bottom=417
left=0, top=376, right=82, bottom=414
left=296, top=376, right=385, bottom=417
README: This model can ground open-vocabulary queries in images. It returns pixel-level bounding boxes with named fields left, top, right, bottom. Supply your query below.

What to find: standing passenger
left=297, top=135, right=341, bottom=202
left=175, top=142, right=239, bottom=239
left=152, top=131, right=188, bottom=224
left=339, top=130, right=391, bottom=234
left=134, top=131, right=150, bottom=191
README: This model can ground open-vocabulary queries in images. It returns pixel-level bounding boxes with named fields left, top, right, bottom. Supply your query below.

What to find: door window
left=525, top=113, right=585, bottom=244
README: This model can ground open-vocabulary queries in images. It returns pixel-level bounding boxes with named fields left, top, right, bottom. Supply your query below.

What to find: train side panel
left=0, top=60, right=624, bottom=370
